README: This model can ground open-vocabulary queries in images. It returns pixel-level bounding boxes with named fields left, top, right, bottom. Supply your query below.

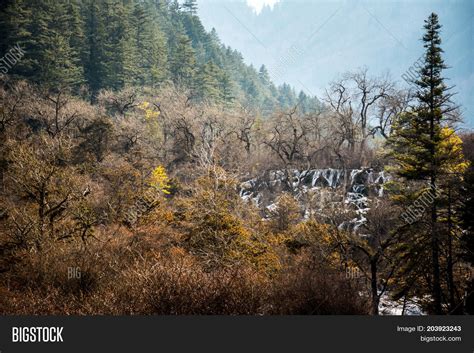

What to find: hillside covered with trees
left=0, top=1, right=473, bottom=315
left=0, top=0, right=320, bottom=112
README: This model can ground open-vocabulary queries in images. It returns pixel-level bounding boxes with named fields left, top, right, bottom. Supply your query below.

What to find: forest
left=0, top=0, right=473, bottom=315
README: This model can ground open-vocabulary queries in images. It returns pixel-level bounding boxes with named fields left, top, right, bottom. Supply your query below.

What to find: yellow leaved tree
left=437, top=126, right=470, bottom=174
left=139, top=101, right=160, bottom=120
left=149, top=165, right=171, bottom=195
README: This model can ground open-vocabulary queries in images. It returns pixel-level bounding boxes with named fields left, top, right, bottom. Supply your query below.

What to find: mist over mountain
left=198, top=0, right=473, bottom=126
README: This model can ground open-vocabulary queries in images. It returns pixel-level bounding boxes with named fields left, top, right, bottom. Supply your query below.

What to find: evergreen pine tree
left=182, top=0, right=198, bottom=15
left=388, top=13, right=461, bottom=314
left=196, top=61, right=223, bottom=102
left=2, top=0, right=82, bottom=90
left=34, top=1, right=83, bottom=90
left=131, top=1, right=167, bottom=87
left=103, top=0, right=137, bottom=89
left=169, top=32, right=196, bottom=87
left=0, top=0, right=32, bottom=67
left=83, top=0, right=108, bottom=99
left=66, top=0, right=86, bottom=79
left=220, top=70, right=235, bottom=106
left=258, top=65, right=270, bottom=86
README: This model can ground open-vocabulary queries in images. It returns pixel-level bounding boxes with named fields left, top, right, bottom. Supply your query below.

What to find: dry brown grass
left=0, top=228, right=368, bottom=315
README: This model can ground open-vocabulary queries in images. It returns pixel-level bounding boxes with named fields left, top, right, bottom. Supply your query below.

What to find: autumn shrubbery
left=1, top=236, right=368, bottom=315
left=0, top=170, right=368, bottom=315
left=0, top=80, right=369, bottom=315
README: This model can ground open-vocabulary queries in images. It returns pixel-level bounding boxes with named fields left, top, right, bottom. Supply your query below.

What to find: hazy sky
left=197, top=0, right=474, bottom=127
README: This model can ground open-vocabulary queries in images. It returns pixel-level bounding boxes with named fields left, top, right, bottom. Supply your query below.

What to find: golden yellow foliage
left=139, top=101, right=160, bottom=120
left=437, top=127, right=470, bottom=174
left=173, top=172, right=281, bottom=273
left=149, top=166, right=171, bottom=195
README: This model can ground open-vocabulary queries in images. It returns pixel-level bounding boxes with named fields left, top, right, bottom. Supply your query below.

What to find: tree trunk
left=446, top=185, right=456, bottom=312
left=429, top=75, right=442, bottom=313
left=431, top=177, right=442, bottom=314
left=370, top=258, right=379, bottom=315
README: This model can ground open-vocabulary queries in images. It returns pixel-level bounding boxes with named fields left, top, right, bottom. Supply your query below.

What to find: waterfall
left=239, top=168, right=388, bottom=233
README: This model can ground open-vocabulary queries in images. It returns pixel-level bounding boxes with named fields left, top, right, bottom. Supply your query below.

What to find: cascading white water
left=239, top=168, right=388, bottom=232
